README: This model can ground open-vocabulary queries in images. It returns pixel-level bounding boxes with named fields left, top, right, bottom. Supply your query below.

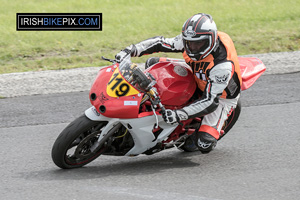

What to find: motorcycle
left=51, top=55, right=266, bottom=169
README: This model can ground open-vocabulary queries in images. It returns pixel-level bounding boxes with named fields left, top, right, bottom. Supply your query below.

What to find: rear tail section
left=238, top=57, right=266, bottom=91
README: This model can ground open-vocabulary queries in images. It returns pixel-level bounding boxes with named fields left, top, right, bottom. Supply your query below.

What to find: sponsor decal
left=176, top=110, right=188, bottom=120
left=178, top=113, right=188, bottom=120
left=124, top=101, right=138, bottom=106
left=99, top=92, right=109, bottom=104
left=215, top=74, right=229, bottom=84
left=16, top=13, right=102, bottom=31
left=184, top=29, right=196, bottom=37
left=91, top=107, right=100, bottom=116
left=173, top=65, right=188, bottom=77
left=174, top=35, right=180, bottom=41
left=197, top=140, right=211, bottom=149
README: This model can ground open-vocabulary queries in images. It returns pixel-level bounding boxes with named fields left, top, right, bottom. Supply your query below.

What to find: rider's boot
left=196, top=132, right=217, bottom=154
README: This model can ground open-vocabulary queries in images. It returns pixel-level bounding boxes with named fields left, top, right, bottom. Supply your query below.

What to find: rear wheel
left=51, top=115, right=107, bottom=169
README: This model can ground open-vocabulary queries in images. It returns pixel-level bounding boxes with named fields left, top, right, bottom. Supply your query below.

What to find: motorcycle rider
left=115, top=13, right=242, bottom=153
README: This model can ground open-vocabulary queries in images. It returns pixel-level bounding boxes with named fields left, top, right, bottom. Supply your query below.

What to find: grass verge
left=1, top=0, right=299, bottom=74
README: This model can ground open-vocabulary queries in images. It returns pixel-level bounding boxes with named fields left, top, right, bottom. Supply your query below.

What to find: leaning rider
left=115, top=13, right=242, bottom=153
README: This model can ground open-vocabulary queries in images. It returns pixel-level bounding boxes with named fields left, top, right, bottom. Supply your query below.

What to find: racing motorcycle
left=51, top=55, right=266, bottom=169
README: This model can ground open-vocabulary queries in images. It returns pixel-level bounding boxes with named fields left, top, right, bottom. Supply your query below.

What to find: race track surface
left=1, top=72, right=300, bottom=200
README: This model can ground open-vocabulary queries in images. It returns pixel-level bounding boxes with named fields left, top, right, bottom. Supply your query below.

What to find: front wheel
left=51, top=115, right=107, bottom=169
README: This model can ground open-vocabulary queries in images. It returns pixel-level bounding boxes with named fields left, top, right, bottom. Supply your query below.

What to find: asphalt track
left=0, top=72, right=300, bottom=200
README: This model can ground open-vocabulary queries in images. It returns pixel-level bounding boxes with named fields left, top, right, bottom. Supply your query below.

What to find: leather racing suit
left=127, top=31, right=242, bottom=140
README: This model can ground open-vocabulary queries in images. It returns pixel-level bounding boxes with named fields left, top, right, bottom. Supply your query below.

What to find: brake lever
left=149, top=88, right=184, bottom=127
left=148, top=87, right=166, bottom=114
left=101, top=56, right=116, bottom=63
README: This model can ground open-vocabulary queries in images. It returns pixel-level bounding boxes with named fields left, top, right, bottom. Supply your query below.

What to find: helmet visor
left=186, top=39, right=210, bottom=54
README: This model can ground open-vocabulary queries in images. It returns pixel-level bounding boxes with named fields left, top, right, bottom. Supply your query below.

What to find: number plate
left=106, top=68, right=139, bottom=97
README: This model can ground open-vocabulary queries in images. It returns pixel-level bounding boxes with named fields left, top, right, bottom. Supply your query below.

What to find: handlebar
left=101, top=56, right=166, bottom=115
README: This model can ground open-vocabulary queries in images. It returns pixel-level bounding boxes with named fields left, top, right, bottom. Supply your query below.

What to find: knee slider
left=198, top=131, right=217, bottom=143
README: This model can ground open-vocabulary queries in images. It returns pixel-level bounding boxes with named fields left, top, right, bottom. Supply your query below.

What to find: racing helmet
left=182, top=13, right=217, bottom=60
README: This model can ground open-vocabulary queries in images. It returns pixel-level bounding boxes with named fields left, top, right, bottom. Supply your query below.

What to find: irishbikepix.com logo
left=16, top=13, right=102, bottom=31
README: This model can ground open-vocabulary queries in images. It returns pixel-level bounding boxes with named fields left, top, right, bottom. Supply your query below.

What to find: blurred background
left=1, top=0, right=299, bottom=73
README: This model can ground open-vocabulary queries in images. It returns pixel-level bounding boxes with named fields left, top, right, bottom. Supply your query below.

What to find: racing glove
left=115, top=44, right=136, bottom=63
left=163, top=109, right=188, bottom=124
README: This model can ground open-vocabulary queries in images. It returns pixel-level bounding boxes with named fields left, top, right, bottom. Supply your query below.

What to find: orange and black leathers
left=178, top=32, right=242, bottom=119
left=183, top=32, right=242, bottom=100
left=129, top=31, right=241, bottom=119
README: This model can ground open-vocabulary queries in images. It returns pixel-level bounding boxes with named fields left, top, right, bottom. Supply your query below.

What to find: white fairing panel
left=85, top=106, right=110, bottom=121
left=84, top=107, right=177, bottom=156
left=120, top=115, right=177, bottom=156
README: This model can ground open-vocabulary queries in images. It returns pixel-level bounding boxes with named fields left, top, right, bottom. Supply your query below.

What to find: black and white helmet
left=182, top=13, right=217, bottom=60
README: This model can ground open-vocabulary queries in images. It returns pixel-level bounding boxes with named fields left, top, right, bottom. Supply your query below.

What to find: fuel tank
left=146, top=61, right=196, bottom=106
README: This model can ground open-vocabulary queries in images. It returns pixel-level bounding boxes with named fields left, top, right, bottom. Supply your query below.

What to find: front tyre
left=51, top=115, right=106, bottom=169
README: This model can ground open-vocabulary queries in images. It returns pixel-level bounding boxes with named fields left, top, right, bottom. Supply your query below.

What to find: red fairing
left=238, top=57, right=266, bottom=91
left=89, top=65, right=142, bottom=118
left=146, top=62, right=196, bottom=106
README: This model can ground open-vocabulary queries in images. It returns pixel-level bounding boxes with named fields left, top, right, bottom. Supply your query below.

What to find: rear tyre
left=51, top=115, right=106, bottom=169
